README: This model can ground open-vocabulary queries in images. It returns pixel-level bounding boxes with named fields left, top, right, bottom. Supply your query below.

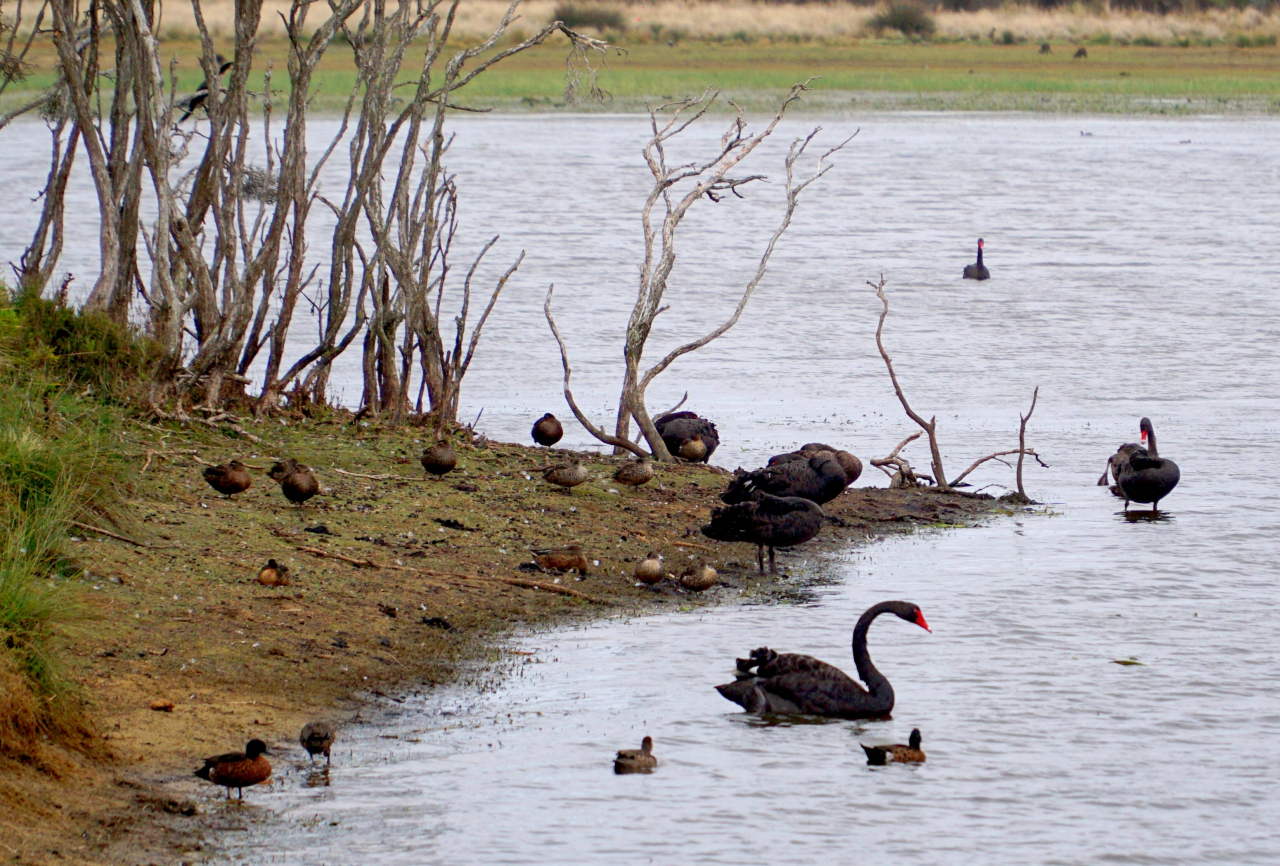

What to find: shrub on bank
left=553, top=2, right=626, bottom=33
left=869, top=0, right=937, bottom=38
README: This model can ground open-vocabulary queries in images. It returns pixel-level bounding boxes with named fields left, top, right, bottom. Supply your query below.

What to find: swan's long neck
left=976, top=245, right=984, bottom=267
left=1146, top=426, right=1158, bottom=457
left=852, top=602, right=896, bottom=703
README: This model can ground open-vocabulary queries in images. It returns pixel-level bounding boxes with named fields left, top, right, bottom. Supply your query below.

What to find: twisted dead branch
left=871, top=277, right=1045, bottom=495
left=547, top=82, right=854, bottom=460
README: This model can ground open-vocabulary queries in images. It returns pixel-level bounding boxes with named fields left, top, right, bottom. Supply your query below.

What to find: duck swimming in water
left=614, top=736, right=657, bottom=774
left=862, top=728, right=926, bottom=765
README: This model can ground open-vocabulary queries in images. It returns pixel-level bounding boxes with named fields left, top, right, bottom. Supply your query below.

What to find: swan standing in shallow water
left=716, top=601, right=931, bottom=718
left=1116, top=417, right=1180, bottom=512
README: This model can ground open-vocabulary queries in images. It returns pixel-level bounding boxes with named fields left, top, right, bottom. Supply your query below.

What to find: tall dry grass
left=129, top=0, right=1280, bottom=42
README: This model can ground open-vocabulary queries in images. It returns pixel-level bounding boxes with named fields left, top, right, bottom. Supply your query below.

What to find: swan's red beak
left=978, top=240, right=984, bottom=249
left=915, top=610, right=932, bottom=633
left=1141, top=429, right=1148, bottom=442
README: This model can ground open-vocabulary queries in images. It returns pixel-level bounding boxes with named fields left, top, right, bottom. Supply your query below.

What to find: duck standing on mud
left=269, top=459, right=319, bottom=506
left=203, top=459, right=251, bottom=498
left=195, top=739, right=272, bottom=799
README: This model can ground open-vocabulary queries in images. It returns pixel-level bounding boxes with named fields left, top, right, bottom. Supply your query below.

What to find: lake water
left=2, top=112, right=1278, bottom=863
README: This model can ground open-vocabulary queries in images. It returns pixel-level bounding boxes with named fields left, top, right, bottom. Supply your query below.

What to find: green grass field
left=6, top=37, right=1280, bottom=114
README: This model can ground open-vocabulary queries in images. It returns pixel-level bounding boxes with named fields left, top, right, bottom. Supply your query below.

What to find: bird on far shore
left=532, top=413, right=564, bottom=448
left=862, top=729, right=926, bottom=765
left=195, top=739, right=271, bottom=799
left=963, top=238, right=990, bottom=281
left=614, top=736, right=657, bottom=774
left=300, top=722, right=336, bottom=766
left=203, top=459, right=251, bottom=498
left=269, top=459, right=319, bottom=506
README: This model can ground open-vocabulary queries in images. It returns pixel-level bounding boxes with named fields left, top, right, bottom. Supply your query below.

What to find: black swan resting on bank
left=654, top=411, right=719, bottom=463
left=1116, top=417, right=1180, bottom=511
left=963, top=238, right=990, bottom=281
left=716, top=601, right=931, bottom=718
left=721, top=453, right=848, bottom=506
left=702, top=494, right=824, bottom=574
left=768, top=443, right=863, bottom=486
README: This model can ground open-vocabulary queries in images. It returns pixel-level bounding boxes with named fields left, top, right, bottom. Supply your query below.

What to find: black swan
left=862, top=728, right=925, bottom=765
left=702, top=494, right=824, bottom=574
left=963, top=238, right=990, bottom=280
left=654, top=411, right=719, bottom=463
left=768, top=443, right=862, bottom=486
left=178, top=55, right=234, bottom=122
left=716, top=601, right=931, bottom=718
left=721, top=453, right=848, bottom=505
left=1116, top=417, right=1180, bottom=511
left=532, top=413, right=563, bottom=448
left=614, top=736, right=657, bottom=774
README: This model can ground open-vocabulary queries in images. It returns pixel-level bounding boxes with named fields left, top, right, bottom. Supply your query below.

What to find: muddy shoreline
left=0, top=414, right=1011, bottom=865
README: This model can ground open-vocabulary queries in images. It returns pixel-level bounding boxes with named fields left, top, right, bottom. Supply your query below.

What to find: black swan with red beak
left=963, top=238, right=990, bottom=280
left=1115, top=417, right=1180, bottom=511
left=715, top=601, right=931, bottom=718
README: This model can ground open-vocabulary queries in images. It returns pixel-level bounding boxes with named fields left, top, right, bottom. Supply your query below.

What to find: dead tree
left=870, top=276, right=1045, bottom=494
left=546, top=82, right=854, bottom=461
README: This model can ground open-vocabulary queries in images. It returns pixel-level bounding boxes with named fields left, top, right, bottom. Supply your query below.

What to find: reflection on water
left=4, top=113, right=1279, bottom=864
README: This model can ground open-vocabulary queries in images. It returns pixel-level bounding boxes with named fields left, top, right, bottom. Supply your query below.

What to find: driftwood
left=870, top=277, right=1045, bottom=494
left=70, top=521, right=148, bottom=548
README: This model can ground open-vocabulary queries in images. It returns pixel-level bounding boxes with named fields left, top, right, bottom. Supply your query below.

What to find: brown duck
left=300, top=721, right=336, bottom=765
left=542, top=460, right=589, bottom=493
left=532, top=413, right=564, bottom=448
left=203, top=460, right=251, bottom=498
left=195, top=738, right=271, bottom=798
left=269, top=459, right=319, bottom=506
left=533, top=545, right=590, bottom=574
left=614, top=460, right=654, bottom=489
left=635, top=551, right=664, bottom=585
left=862, top=728, right=926, bottom=765
left=421, top=443, right=457, bottom=478
left=680, top=562, right=717, bottom=592
left=614, top=736, right=657, bottom=774
left=256, top=559, right=290, bottom=587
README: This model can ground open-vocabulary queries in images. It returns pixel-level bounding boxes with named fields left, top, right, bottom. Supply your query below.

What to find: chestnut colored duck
left=269, top=459, right=319, bottom=506
left=532, top=413, right=564, bottom=448
left=716, top=601, right=931, bottom=718
left=420, top=443, right=457, bottom=478
left=862, top=728, right=926, bottom=765
left=614, top=736, right=657, bottom=774
left=195, top=739, right=272, bottom=798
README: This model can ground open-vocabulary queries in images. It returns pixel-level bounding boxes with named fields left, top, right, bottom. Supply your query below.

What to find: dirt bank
left=0, top=413, right=1009, bottom=865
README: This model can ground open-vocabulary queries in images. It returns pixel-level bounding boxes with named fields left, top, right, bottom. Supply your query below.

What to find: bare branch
left=544, top=284, right=647, bottom=458
left=1016, top=385, right=1040, bottom=501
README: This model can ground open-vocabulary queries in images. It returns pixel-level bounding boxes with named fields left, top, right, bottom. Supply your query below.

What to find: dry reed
left=120, top=0, right=1280, bottom=42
